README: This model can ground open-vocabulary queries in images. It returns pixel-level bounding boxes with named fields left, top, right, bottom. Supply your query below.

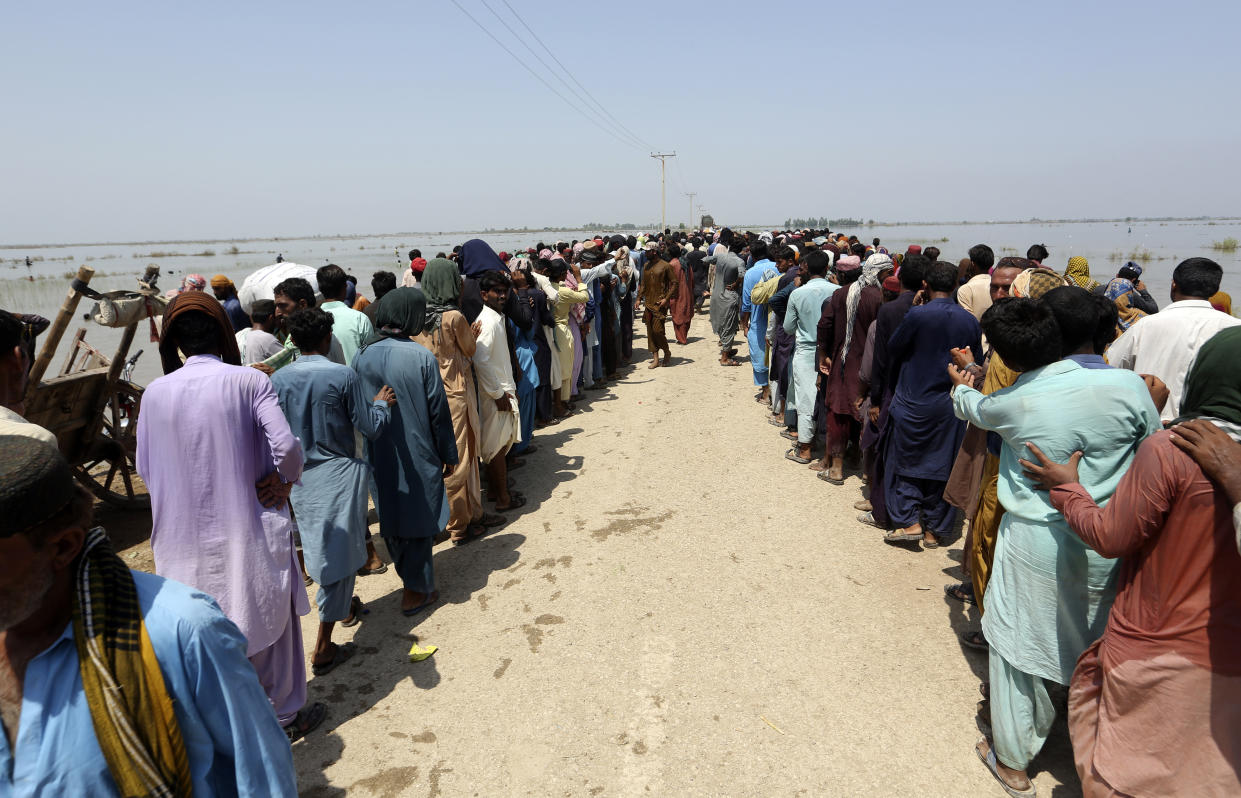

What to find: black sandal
left=283, top=701, right=327, bottom=742
left=340, top=596, right=366, bottom=627
left=311, top=642, right=357, bottom=676
left=945, top=583, right=977, bottom=606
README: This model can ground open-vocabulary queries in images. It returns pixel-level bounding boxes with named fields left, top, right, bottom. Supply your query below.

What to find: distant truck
left=700, top=214, right=715, bottom=228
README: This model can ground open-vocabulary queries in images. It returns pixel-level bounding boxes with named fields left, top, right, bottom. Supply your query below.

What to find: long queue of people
left=0, top=233, right=694, bottom=794
left=2, top=227, right=1239, bottom=795
left=710, top=227, right=1241, bottom=797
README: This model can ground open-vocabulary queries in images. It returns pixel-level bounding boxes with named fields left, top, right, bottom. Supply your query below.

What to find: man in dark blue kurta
left=881, top=261, right=983, bottom=547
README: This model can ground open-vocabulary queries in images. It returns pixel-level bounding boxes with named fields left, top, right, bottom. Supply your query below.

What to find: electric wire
left=497, top=0, right=657, bottom=152
left=477, top=0, right=649, bottom=151
left=446, top=0, right=645, bottom=152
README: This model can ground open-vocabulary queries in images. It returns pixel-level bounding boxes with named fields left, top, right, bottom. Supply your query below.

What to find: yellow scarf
left=72, top=527, right=192, bottom=797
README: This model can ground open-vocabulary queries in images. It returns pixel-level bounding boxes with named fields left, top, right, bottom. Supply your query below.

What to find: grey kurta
left=352, top=337, right=458, bottom=538
left=271, top=355, right=390, bottom=585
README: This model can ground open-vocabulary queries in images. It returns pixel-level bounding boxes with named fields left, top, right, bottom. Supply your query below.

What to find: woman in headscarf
left=1103, top=277, right=1148, bottom=338
left=1022, top=326, right=1241, bottom=797
left=509, top=264, right=549, bottom=454
left=1064, top=256, right=1101, bottom=292
left=352, top=288, right=458, bottom=615
left=412, top=260, right=498, bottom=545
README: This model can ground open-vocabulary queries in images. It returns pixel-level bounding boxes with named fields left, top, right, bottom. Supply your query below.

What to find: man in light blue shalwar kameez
left=272, top=308, right=393, bottom=675
left=740, top=243, right=780, bottom=397
left=784, top=253, right=838, bottom=459
left=948, top=298, right=1160, bottom=793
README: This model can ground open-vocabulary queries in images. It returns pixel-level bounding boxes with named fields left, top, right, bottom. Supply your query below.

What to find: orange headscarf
left=158, top=291, right=242, bottom=374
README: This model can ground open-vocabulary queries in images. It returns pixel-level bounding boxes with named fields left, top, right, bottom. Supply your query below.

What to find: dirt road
left=279, top=314, right=1077, bottom=798
left=103, top=309, right=1076, bottom=796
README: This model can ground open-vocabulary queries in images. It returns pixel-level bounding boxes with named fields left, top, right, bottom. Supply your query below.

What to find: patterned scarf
left=74, top=527, right=192, bottom=797
left=566, top=271, right=586, bottom=324
left=1063, top=256, right=1100, bottom=292
left=841, top=253, right=890, bottom=365
left=1104, top=277, right=1148, bottom=333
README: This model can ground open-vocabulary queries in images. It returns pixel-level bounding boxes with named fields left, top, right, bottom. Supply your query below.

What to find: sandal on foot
left=853, top=499, right=872, bottom=511
left=340, top=596, right=367, bottom=628
left=976, top=739, right=1036, bottom=797
left=284, top=702, right=327, bottom=742
left=961, top=630, right=989, bottom=651
left=452, top=525, right=488, bottom=546
left=780, top=430, right=799, bottom=442
left=883, top=529, right=924, bottom=544
left=494, top=495, right=527, bottom=512
left=356, top=562, right=388, bottom=576
left=767, top=417, right=787, bottom=427
left=784, top=448, right=812, bottom=464
left=817, top=470, right=845, bottom=485
left=478, top=512, right=507, bottom=528
left=311, top=642, right=357, bottom=676
left=402, top=591, right=440, bottom=617
left=945, top=583, right=977, bottom=605
left=856, top=511, right=886, bottom=529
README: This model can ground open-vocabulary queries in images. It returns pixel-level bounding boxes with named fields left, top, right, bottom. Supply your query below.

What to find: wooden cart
left=22, top=266, right=155, bottom=509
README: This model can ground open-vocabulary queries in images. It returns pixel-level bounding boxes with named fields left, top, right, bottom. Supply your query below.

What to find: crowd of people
left=1, top=227, right=1239, bottom=796
left=707, top=228, right=1241, bottom=797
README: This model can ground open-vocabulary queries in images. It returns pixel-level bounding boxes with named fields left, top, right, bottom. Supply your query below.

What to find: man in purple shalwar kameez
left=136, top=292, right=326, bottom=740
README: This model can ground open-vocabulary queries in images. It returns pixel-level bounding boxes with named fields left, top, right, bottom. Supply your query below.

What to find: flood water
left=3, top=220, right=1238, bottom=387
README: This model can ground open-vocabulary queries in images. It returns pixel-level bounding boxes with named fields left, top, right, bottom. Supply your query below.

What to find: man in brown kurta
left=816, top=265, right=883, bottom=483
left=640, top=243, right=678, bottom=368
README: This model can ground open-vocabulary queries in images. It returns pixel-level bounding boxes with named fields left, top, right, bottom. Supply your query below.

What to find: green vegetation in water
left=1211, top=238, right=1239, bottom=252
left=227, top=245, right=240, bottom=255
left=133, top=251, right=183, bottom=258
left=193, top=249, right=215, bottom=257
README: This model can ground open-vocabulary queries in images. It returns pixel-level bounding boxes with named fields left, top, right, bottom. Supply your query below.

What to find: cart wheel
left=74, top=380, right=149, bottom=510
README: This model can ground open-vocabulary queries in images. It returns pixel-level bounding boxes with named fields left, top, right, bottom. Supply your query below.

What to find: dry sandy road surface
left=108, top=308, right=1078, bottom=797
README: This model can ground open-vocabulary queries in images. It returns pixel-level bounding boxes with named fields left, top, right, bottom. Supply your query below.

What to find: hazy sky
left=5, top=1, right=1239, bottom=243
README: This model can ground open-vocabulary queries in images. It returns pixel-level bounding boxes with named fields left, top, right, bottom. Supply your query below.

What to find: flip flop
left=961, top=630, right=989, bottom=651
left=356, top=563, right=388, bottom=576
left=817, top=470, right=845, bottom=485
left=780, top=430, right=799, bottom=442
left=856, top=511, right=887, bottom=530
left=478, top=512, right=507, bottom=528
left=767, top=417, right=787, bottom=427
left=883, top=530, right=924, bottom=543
left=494, top=494, right=527, bottom=512
left=945, top=583, right=977, bottom=606
left=402, top=592, right=440, bottom=617
left=283, top=702, right=327, bottom=743
left=340, top=596, right=367, bottom=627
left=311, top=641, right=357, bottom=676
left=452, top=525, right=488, bottom=546
left=720, top=359, right=742, bottom=366
left=784, top=449, right=812, bottom=464
left=976, top=739, right=1037, bottom=797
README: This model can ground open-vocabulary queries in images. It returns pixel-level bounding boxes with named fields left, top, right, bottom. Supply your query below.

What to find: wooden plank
left=26, top=265, right=94, bottom=394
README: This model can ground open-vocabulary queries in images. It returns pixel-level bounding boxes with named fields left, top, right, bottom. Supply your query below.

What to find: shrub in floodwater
left=1212, top=238, right=1239, bottom=252
left=194, top=249, right=215, bottom=257
left=227, top=245, right=240, bottom=255
left=133, top=251, right=182, bottom=258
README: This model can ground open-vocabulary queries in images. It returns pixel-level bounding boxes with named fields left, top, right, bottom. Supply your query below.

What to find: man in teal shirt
left=317, top=264, right=375, bottom=366
left=783, top=250, right=837, bottom=460
left=949, top=297, right=1160, bottom=796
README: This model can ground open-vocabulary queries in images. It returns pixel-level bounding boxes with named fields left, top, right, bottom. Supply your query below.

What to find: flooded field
left=3, top=220, right=1238, bottom=386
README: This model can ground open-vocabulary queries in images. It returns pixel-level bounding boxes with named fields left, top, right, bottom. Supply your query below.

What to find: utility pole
left=650, top=152, right=676, bottom=232
left=684, top=191, right=696, bottom=230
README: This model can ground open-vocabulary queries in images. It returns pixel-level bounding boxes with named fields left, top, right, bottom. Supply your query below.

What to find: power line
left=476, top=0, right=649, bottom=151
left=497, top=0, right=657, bottom=151
left=446, top=0, right=644, bottom=152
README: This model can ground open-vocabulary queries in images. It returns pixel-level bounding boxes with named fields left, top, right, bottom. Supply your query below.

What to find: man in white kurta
left=474, top=271, right=522, bottom=511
